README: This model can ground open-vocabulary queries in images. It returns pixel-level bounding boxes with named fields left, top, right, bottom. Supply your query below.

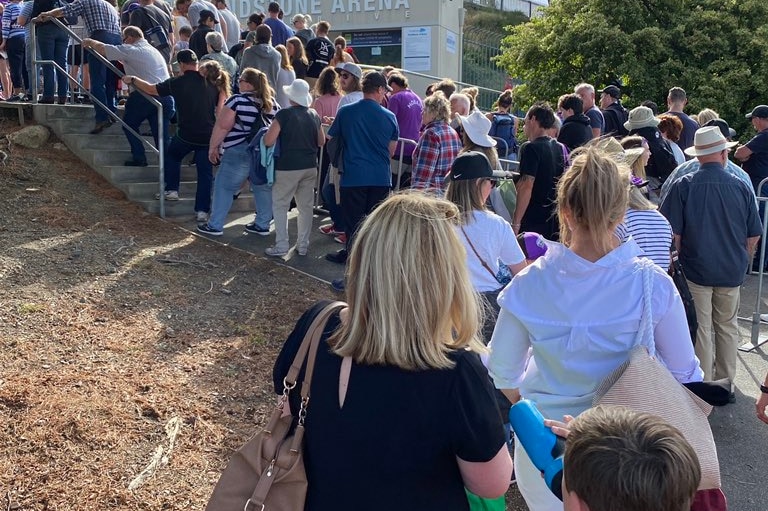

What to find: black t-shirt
left=664, top=110, right=699, bottom=151
left=305, top=35, right=333, bottom=78
left=155, top=71, right=218, bottom=145
left=518, top=136, right=565, bottom=240
left=273, top=301, right=506, bottom=511
left=189, top=24, right=213, bottom=60
left=557, top=113, right=592, bottom=152
left=629, top=126, right=678, bottom=181
left=744, top=130, right=768, bottom=191
left=274, top=106, right=321, bottom=170
left=291, top=58, right=307, bottom=79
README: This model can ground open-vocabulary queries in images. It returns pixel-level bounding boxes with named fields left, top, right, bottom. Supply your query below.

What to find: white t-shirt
left=337, top=90, right=363, bottom=110
left=456, top=209, right=525, bottom=292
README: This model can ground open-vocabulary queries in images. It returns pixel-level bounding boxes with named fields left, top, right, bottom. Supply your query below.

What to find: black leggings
left=6, top=36, right=27, bottom=90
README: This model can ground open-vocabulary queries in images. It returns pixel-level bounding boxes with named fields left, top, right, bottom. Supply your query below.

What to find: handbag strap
left=634, top=262, right=655, bottom=351
left=460, top=225, right=497, bottom=280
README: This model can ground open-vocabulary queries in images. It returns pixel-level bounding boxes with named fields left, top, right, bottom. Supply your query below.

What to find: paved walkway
left=171, top=207, right=768, bottom=510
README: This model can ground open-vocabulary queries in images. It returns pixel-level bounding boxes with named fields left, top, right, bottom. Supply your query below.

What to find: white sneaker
left=155, top=190, right=179, bottom=201
left=195, top=211, right=208, bottom=223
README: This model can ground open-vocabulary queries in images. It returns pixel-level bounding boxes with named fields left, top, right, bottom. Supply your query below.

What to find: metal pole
left=740, top=176, right=768, bottom=352
left=32, top=23, right=38, bottom=103
left=157, top=101, right=165, bottom=219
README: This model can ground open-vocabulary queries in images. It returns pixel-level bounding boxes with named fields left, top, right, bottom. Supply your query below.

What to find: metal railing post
left=32, top=23, right=38, bottom=103
left=393, top=137, right=416, bottom=192
left=740, top=176, right=768, bottom=352
left=34, top=17, right=167, bottom=218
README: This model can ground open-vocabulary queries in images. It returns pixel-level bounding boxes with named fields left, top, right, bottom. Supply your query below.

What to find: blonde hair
left=460, top=135, right=500, bottom=169
left=423, top=91, right=451, bottom=123
left=628, top=186, right=656, bottom=211
left=330, top=192, right=485, bottom=370
left=558, top=147, right=629, bottom=252
left=697, top=108, right=719, bottom=126
left=199, top=60, right=231, bottom=98
left=463, top=86, right=479, bottom=111
left=445, top=175, right=487, bottom=224
left=275, top=44, right=292, bottom=71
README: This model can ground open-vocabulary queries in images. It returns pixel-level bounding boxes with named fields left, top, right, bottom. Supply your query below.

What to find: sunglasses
left=484, top=178, right=498, bottom=188
left=339, top=72, right=351, bottom=79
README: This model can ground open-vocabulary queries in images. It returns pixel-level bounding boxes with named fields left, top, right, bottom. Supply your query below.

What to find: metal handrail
left=393, top=137, right=417, bottom=192
left=358, top=64, right=505, bottom=98
left=31, top=16, right=167, bottom=217
left=740, top=175, right=768, bottom=352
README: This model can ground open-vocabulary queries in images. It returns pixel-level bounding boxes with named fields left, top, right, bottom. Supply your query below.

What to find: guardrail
left=31, top=17, right=167, bottom=217
left=739, top=175, right=768, bottom=352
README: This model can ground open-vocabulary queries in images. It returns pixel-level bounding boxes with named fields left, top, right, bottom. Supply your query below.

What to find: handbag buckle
left=243, top=499, right=265, bottom=511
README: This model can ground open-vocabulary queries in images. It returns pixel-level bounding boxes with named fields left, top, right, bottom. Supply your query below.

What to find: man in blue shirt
left=325, top=71, right=399, bottom=285
left=263, top=1, right=293, bottom=47
left=735, top=104, right=768, bottom=195
left=661, top=126, right=762, bottom=386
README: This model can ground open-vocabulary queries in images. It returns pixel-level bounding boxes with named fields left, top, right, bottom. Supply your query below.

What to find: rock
left=9, top=125, right=50, bottom=149
left=53, top=142, right=68, bottom=151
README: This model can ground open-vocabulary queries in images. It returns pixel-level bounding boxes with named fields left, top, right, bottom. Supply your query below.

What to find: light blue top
left=660, top=158, right=756, bottom=207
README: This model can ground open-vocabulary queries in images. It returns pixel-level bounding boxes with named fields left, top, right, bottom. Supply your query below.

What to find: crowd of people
left=5, top=1, right=768, bottom=507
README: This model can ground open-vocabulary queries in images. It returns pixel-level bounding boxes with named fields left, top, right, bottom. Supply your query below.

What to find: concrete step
left=100, top=164, right=198, bottom=183
left=137, top=195, right=256, bottom=217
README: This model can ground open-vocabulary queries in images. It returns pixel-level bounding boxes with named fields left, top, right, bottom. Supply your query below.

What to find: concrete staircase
left=33, top=103, right=254, bottom=218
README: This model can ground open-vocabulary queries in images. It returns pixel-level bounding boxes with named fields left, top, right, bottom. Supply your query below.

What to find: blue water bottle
left=508, top=399, right=565, bottom=501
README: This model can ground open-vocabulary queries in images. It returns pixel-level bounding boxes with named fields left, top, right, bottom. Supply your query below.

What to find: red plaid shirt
left=411, top=120, right=462, bottom=192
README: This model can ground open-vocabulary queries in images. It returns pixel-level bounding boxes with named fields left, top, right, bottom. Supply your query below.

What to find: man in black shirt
left=123, top=49, right=219, bottom=222
left=304, top=20, right=333, bottom=87
left=513, top=102, right=566, bottom=240
left=188, top=9, right=217, bottom=59
left=598, top=85, right=628, bottom=137
left=663, top=87, right=699, bottom=152
left=556, top=93, right=592, bottom=152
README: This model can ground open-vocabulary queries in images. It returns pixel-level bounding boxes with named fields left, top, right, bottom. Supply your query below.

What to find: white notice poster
left=446, top=31, right=457, bottom=54
left=403, top=26, right=431, bottom=72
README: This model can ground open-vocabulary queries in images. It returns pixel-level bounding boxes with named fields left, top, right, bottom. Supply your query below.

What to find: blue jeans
left=36, top=23, right=68, bottom=99
left=88, top=30, right=121, bottom=122
left=165, top=136, right=212, bottom=213
left=122, top=91, right=175, bottom=163
left=321, top=173, right=346, bottom=231
left=251, top=183, right=273, bottom=230
left=208, top=142, right=250, bottom=230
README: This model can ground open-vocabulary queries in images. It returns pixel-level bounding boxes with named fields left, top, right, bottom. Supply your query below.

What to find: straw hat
left=684, top=126, right=738, bottom=157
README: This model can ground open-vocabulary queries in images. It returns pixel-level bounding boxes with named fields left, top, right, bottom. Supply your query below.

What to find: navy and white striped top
left=1, top=2, right=25, bottom=40
left=616, top=208, right=673, bottom=270
left=221, top=94, right=279, bottom=149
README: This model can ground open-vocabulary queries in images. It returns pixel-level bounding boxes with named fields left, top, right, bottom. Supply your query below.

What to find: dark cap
left=198, top=9, right=219, bottom=23
left=361, top=71, right=392, bottom=92
left=449, top=151, right=507, bottom=181
left=173, top=48, right=198, bottom=65
left=704, top=118, right=737, bottom=141
left=746, top=105, right=768, bottom=120
left=599, top=85, right=621, bottom=99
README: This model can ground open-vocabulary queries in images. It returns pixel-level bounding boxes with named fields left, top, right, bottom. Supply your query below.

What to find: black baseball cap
left=704, top=118, right=737, bottom=141
left=599, top=85, right=621, bottom=99
left=362, top=71, right=392, bottom=92
left=198, top=9, right=219, bottom=24
left=173, top=49, right=198, bottom=65
left=449, top=151, right=508, bottom=181
left=746, top=105, right=768, bottom=119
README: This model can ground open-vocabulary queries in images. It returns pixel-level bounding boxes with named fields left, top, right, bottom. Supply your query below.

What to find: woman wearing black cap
left=446, top=151, right=527, bottom=343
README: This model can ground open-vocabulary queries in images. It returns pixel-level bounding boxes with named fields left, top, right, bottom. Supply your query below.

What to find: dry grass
left=0, top=121, right=329, bottom=510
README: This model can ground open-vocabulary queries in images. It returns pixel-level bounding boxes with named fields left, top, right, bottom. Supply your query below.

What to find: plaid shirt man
left=411, top=120, right=462, bottom=192
left=62, top=0, right=120, bottom=36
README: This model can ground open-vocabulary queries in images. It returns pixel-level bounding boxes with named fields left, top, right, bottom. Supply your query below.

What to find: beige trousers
left=687, top=280, right=741, bottom=381
left=271, top=168, right=317, bottom=253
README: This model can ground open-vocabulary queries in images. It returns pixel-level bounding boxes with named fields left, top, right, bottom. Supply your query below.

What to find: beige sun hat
left=684, top=126, right=738, bottom=157
left=457, top=111, right=496, bottom=148
left=624, top=106, right=659, bottom=131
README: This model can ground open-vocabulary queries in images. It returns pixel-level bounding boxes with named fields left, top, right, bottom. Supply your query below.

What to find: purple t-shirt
left=387, top=89, right=423, bottom=159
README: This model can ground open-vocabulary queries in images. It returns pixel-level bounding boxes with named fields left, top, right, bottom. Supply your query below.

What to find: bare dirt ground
left=0, top=119, right=330, bottom=510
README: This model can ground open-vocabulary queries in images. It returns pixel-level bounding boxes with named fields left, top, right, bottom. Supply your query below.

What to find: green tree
left=496, top=0, right=768, bottom=139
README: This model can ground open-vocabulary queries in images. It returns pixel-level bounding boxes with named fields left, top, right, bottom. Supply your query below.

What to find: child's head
left=179, top=26, right=192, bottom=41
left=563, top=406, right=700, bottom=511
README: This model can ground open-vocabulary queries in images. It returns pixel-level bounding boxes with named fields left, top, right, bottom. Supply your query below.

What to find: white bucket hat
left=282, top=79, right=313, bottom=108
left=684, top=126, right=738, bottom=157
left=457, top=111, right=496, bottom=148
left=624, top=106, right=659, bottom=131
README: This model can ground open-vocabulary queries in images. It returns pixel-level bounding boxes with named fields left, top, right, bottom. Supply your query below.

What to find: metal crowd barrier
left=392, top=137, right=417, bottom=192
left=31, top=17, right=167, bottom=217
left=739, top=176, right=768, bottom=352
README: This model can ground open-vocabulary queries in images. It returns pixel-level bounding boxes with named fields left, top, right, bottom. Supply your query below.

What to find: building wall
left=230, top=0, right=464, bottom=88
